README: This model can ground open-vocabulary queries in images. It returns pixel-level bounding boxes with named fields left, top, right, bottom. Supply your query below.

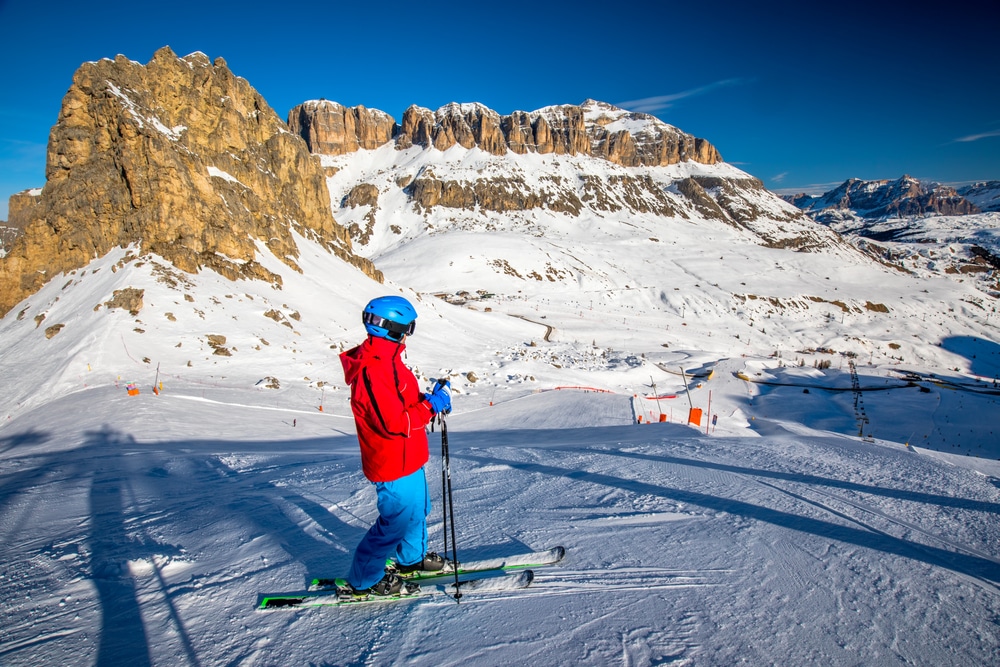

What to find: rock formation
left=288, top=99, right=722, bottom=168
left=395, top=100, right=722, bottom=167
left=0, top=47, right=379, bottom=318
left=288, top=100, right=395, bottom=156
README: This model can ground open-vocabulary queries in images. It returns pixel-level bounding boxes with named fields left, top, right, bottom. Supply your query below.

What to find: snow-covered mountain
left=6, top=130, right=998, bottom=425
left=783, top=175, right=980, bottom=219
left=958, top=180, right=1000, bottom=212
left=316, top=125, right=997, bottom=377
left=780, top=176, right=999, bottom=298
left=313, top=99, right=839, bottom=253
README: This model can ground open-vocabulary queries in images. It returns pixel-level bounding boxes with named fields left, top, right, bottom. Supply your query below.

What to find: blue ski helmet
left=362, top=296, right=417, bottom=342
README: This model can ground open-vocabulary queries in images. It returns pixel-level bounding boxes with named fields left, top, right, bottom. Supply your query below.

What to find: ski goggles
left=363, top=312, right=416, bottom=338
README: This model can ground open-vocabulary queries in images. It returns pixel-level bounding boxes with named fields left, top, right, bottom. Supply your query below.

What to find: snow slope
left=1, top=381, right=998, bottom=666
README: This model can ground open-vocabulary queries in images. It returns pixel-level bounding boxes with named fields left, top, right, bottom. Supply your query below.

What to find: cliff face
left=0, top=47, right=379, bottom=318
left=287, top=100, right=395, bottom=156
left=395, top=100, right=722, bottom=167
left=288, top=99, right=722, bottom=168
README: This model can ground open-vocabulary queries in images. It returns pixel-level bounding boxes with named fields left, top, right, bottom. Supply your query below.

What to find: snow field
left=1, top=373, right=998, bottom=665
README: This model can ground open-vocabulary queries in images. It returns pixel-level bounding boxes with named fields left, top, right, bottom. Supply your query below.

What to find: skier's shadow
left=282, top=492, right=369, bottom=579
left=198, top=453, right=369, bottom=586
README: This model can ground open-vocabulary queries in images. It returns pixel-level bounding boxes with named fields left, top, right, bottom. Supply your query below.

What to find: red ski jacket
left=340, top=335, right=433, bottom=482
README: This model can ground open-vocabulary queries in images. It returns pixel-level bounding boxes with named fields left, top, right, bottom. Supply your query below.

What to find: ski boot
left=342, top=572, right=405, bottom=599
left=392, top=552, right=449, bottom=577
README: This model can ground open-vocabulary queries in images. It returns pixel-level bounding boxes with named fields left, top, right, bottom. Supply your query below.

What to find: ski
left=258, top=569, right=533, bottom=610
left=309, top=545, right=565, bottom=590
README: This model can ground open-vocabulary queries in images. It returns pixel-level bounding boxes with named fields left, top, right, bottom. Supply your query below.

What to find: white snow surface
left=206, top=166, right=244, bottom=186
left=1, top=377, right=998, bottom=665
left=1, top=145, right=999, bottom=664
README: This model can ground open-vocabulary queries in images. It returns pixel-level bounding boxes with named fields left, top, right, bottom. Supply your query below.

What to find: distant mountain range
left=782, top=175, right=1000, bottom=221
left=778, top=177, right=999, bottom=286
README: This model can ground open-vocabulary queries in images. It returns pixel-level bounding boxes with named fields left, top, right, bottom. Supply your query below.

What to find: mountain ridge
left=287, top=98, right=722, bottom=167
left=782, top=175, right=998, bottom=219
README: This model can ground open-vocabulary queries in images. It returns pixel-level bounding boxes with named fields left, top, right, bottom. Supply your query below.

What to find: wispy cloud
left=771, top=172, right=788, bottom=183
left=954, top=129, right=1000, bottom=143
left=615, top=78, right=752, bottom=114
left=770, top=181, right=844, bottom=196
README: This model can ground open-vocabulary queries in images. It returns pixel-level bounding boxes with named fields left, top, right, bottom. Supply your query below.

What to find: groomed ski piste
left=1, top=352, right=998, bottom=664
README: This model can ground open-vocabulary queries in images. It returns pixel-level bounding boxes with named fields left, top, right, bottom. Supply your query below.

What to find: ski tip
left=522, top=569, right=535, bottom=587
left=552, top=546, right=567, bottom=562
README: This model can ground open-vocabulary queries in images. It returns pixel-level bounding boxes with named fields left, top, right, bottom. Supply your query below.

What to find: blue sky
left=1, top=0, right=997, bottom=220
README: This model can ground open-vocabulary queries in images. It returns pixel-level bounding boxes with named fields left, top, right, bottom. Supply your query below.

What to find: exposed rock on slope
left=0, top=47, right=379, bottom=318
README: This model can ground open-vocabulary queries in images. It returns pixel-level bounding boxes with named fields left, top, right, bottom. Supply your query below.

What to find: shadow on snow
left=941, top=335, right=1000, bottom=379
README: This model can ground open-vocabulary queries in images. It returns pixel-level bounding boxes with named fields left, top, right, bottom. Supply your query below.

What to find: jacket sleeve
left=360, top=366, right=433, bottom=438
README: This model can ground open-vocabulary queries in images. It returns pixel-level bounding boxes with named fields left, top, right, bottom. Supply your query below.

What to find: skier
left=338, top=295, right=452, bottom=597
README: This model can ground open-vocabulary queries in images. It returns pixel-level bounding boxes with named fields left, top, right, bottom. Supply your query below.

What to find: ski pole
left=440, top=411, right=461, bottom=601
left=434, top=379, right=461, bottom=601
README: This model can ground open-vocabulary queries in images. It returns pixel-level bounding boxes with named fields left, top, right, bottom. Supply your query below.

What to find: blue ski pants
left=348, top=467, right=430, bottom=589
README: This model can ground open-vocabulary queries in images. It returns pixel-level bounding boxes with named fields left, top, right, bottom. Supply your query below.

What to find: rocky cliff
left=289, top=99, right=722, bottom=168
left=287, top=100, right=395, bottom=157
left=0, top=47, right=379, bottom=318
left=399, top=100, right=723, bottom=166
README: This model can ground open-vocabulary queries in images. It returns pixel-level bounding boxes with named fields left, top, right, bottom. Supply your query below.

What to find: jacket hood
left=340, top=335, right=406, bottom=386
